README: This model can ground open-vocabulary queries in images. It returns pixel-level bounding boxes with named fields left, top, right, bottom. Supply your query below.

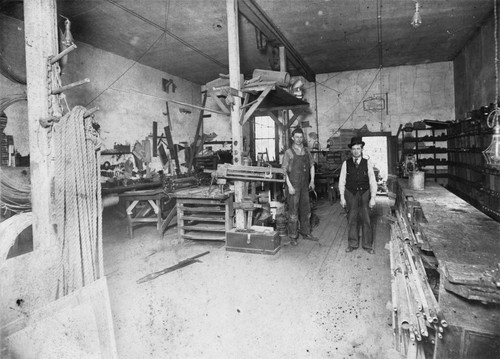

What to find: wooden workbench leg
left=126, top=200, right=139, bottom=239
left=155, top=198, right=162, bottom=240
left=175, top=203, right=184, bottom=245
left=225, top=196, right=234, bottom=231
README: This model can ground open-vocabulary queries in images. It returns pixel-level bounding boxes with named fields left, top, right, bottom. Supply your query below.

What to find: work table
left=393, top=179, right=500, bottom=359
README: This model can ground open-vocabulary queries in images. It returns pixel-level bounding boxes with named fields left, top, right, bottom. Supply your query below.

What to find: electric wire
left=86, top=31, right=164, bottom=106
left=105, top=0, right=226, bottom=69
left=334, top=67, right=382, bottom=133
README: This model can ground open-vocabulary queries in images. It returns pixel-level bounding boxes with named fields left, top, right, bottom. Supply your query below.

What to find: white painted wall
left=311, top=62, right=455, bottom=149
left=1, top=15, right=202, bottom=157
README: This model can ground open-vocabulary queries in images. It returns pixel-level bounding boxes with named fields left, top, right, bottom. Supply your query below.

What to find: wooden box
left=225, top=228, right=280, bottom=255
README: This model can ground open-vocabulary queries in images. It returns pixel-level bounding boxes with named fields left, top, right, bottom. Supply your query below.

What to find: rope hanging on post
left=53, top=105, right=102, bottom=296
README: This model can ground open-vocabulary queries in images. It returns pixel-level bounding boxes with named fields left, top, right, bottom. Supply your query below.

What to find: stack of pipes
left=389, top=211, right=447, bottom=358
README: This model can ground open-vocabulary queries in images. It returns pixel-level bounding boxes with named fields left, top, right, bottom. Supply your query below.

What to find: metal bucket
left=409, top=171, right=425, bottom=190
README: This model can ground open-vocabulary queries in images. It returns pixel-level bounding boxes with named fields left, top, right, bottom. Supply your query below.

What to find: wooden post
left=278, top=46, right=290, bottom=150
left=226, top=0, right=245, bottom=228
left=24, top=0, right=59, bottom=248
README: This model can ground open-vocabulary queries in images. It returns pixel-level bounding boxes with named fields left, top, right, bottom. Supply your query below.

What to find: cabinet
left=171, top=186, right=234, bottom=243
left=402, top=125, right=448, bottom=186
left=447, top=119, right=500, bottom=221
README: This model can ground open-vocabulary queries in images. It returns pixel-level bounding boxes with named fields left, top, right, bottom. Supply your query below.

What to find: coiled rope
left=53, top=105, right=102, bottom=296
left=0, top=167, right=31, bottom=214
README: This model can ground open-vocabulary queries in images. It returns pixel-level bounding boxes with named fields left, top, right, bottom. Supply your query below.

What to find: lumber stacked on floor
left=389, top=210, right=447, bottom=358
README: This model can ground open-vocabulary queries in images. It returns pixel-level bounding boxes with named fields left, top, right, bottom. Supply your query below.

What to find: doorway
left=362, top=135, right=389, bottom=181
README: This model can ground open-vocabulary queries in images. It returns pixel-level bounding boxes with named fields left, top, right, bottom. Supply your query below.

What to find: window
left=254, top=116, right=276, bottom=162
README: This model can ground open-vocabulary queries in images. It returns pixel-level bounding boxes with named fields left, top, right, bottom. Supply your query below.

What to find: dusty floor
left=102, top=197, right=403, bottom=359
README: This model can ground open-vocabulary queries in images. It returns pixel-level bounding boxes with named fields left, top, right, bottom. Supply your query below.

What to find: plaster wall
left=454, top=13, right=497, bottom=118
left=1, top=15, right=201, bottom=156
left=312, top=63, right=455, bottom=149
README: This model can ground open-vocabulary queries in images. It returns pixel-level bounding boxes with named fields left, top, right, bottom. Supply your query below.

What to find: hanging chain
left=495, top=0, right=498, bottom=111
left=488, top=0, right=500, bottom=128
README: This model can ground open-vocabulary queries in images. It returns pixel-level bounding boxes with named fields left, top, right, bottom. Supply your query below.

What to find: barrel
left=409, top=171, right=425, bottom=190
left=252, top=69, right=291, bottom=87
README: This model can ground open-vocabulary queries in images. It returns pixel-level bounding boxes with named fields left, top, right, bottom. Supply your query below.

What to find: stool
left=119, top=188, right=176, bottom=239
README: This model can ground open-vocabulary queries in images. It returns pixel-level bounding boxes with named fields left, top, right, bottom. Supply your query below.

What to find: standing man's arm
left=339, top=161, right=347, bottom=208
left=367, top=159, right=377, bottom=208
left=309, top=152, right=315, bottom=190
left=282, top=150, right=295, bottom=195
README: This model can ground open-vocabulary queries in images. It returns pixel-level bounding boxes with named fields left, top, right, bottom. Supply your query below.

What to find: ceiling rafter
left=238, top=0, right=316, bottom=82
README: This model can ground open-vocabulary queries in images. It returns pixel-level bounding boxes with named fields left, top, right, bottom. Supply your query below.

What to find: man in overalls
left=282, top=128, right=319, bottom=245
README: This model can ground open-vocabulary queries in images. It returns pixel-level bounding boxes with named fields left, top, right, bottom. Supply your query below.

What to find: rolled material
left=252, top=69, right=290, bottom=87
left=102, top=195, right=119, bottom=209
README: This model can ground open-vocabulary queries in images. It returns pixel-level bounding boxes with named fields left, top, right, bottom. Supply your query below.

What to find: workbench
left=395, top=179, right=500, bottom=358
left=118, top=188, right=175, bottom=240
left=170, top=186, right=234, bottom=243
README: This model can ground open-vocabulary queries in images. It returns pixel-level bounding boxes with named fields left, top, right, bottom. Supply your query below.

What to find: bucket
left=252, top=69, right=291, bottom=87
left=409, top=171, right=425, bottom=190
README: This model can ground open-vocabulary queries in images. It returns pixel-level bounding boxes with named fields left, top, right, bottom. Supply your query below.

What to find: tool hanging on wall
left=163, top=101, right=173, bottom=129
left=58, top=15, right=75, bottom=71
left=164, top=125, right=181, bottom=175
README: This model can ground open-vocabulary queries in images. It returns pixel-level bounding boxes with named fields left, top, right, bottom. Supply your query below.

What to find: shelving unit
left=402, top=125, right=448, bottom=186
left=447, top=119, right=500, bottom=221
left=171, top=186, right=234, bottom=243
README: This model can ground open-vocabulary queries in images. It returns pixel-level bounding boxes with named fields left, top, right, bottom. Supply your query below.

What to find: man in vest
left=339, top=136, right=377, bottom=254
left=282, top=128, right=319, bottom=246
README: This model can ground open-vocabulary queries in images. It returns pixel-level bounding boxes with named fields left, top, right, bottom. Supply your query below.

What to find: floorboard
left=102, top=196, right=403, bottom=359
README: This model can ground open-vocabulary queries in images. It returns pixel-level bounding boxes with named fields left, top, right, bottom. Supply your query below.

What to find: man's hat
left=348, top=136, right=365, bottom=148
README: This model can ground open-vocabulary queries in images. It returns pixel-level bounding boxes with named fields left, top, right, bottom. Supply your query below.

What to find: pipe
left=49, top=43, right=77, bottom=64
left=51, top=78, right=90, bottom=94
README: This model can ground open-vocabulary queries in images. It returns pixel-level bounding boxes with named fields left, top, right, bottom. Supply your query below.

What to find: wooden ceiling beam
left=238, top=0, right=316, bottom=82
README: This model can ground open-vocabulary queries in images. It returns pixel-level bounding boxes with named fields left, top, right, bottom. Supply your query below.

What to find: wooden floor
left=102, top=196, right=403, bottom=359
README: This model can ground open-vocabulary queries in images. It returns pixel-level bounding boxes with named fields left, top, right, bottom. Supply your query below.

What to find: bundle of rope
left=0, top=167, right=31, bottom=214
left=53, top=105, right=103, bottom=296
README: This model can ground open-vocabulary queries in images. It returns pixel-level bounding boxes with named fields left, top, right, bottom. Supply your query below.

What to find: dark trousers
left=345, top=189, right=373, bottom=249
left=287, top=183, right=311, bottom=239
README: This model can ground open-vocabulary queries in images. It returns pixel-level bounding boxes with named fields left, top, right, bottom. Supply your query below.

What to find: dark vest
left=345, top=157, right=370, bottom=193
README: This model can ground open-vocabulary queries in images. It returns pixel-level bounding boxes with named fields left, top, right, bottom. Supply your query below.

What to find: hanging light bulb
left=411, top=2, right=422, bottom=28
left=483, top=0, right=500, bottom=169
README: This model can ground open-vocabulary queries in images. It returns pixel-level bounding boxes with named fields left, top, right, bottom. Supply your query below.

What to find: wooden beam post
left=227, top=0, right=245, bottom=228
left=278, top=46, right=290, bottom=150
left=24, top=0, right=60, bottom=249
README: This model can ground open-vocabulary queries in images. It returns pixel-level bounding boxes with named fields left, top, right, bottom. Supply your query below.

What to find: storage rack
left=402, top=125, right=448, bottom=185
left=447, top=118, right=500, bottom=221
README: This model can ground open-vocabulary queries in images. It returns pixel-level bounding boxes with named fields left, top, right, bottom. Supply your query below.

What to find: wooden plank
left=182, top=233, right=226, bottom=241
left=180, top=206, right=225, bottom=213
left=165, top=97, right=227, bottom=115
left=164, top=125, right=180, bottom=175
left=240, top=86, right=272, bottom=125
left=209, top=92, right=230, bottom=114
left=152, top=121, right=158, bottom=157
left=285, top=109, right=305, bottom=130
left=226, top=0, right=245, bottom=228
left=24, top=0, right=59, bottom=248
left=179, top=215, right=225, bottom=222
left=187, top=91, right=207, bottom=171
left=180, top=225, right=226, bottom=232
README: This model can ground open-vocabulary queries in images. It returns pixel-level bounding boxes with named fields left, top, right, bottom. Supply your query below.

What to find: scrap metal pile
left=389, top=209, right=446, bottom=359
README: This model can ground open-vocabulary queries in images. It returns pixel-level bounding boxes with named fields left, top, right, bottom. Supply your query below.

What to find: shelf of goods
left=447, top=118, right=500, bottom=221
left=402, top=126, right=448, bottom=186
